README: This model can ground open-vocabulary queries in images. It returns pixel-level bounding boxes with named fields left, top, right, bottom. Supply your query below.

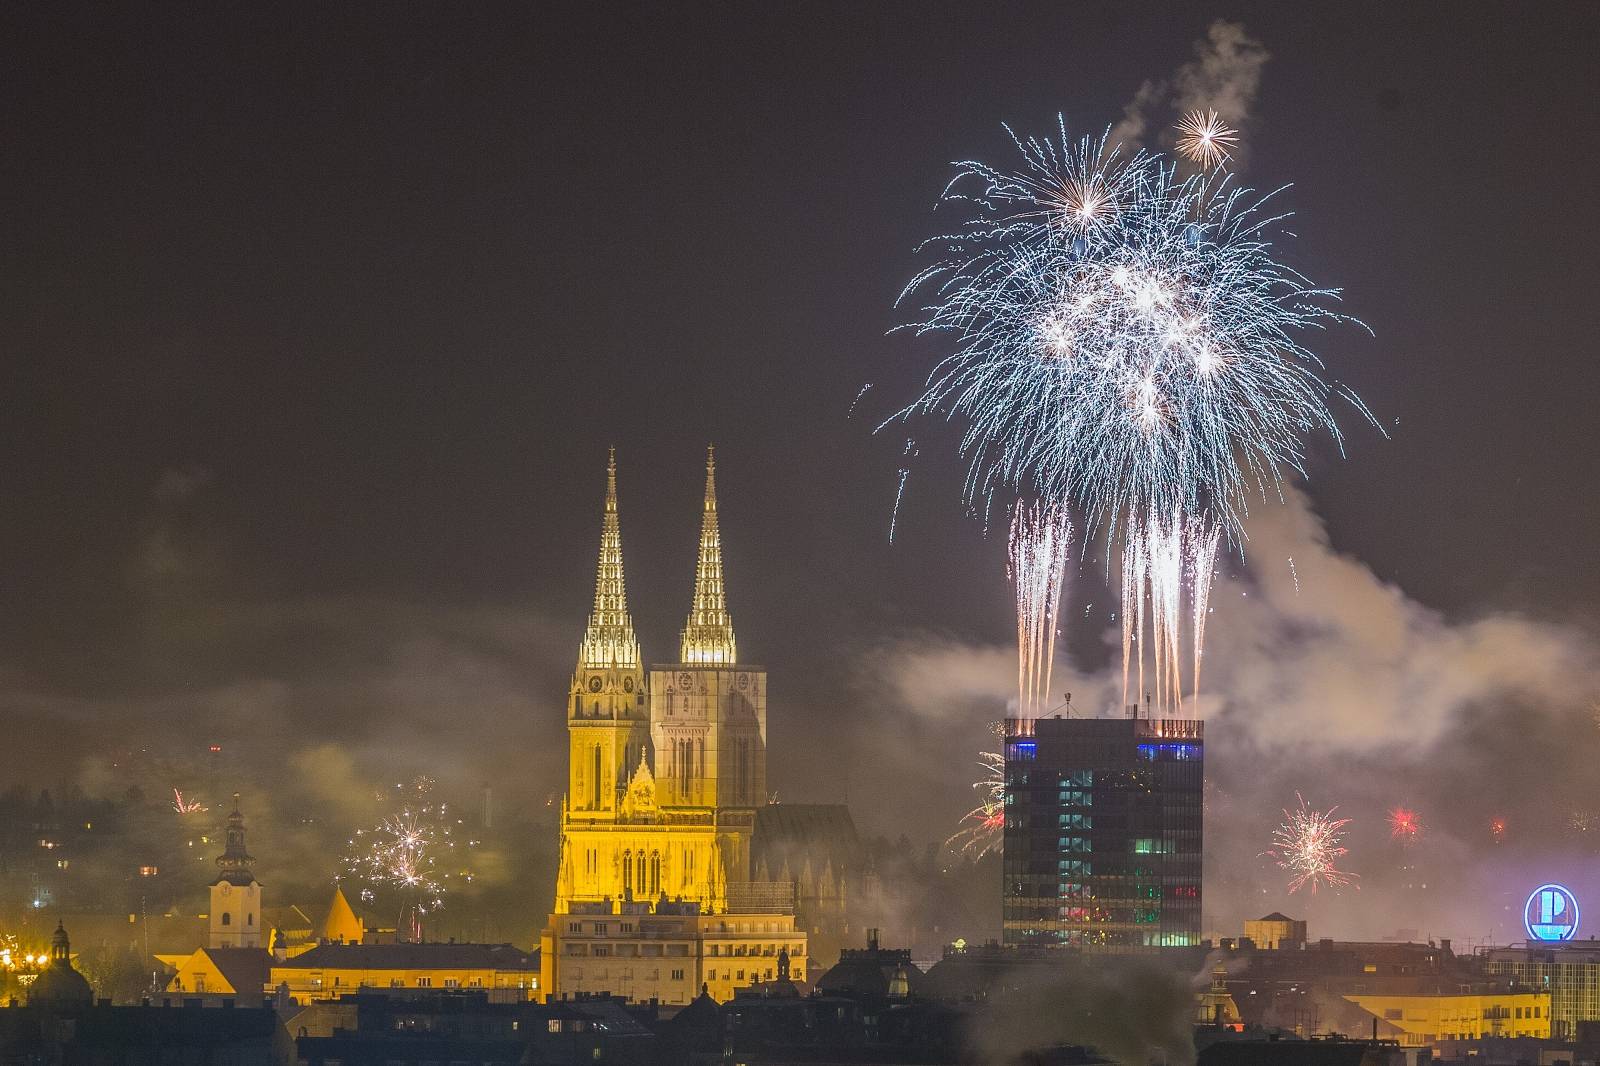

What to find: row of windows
left=305, top=974, right=531, bottom=990
left=567, top=919, right=791, bottom=935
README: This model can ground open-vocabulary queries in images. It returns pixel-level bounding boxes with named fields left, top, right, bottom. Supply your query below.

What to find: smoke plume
left=1111, top=20, right=1270, bottom=156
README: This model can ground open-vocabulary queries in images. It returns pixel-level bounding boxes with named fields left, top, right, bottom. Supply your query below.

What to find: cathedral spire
left=680, top=445, right=736, bottom=664
left=579, top=448, right=641, bottom=670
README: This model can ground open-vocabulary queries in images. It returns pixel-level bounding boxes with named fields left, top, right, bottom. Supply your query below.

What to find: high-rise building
left=1001, top=715, right=1202, bottom=949
left=1485, top=941, right=1600, bottom=1039
left=540, top=449, right=805, bottom=1003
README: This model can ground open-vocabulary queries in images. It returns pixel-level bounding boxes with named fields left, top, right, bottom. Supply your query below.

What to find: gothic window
left=650, top=851, right=661, bottom=896
left=592, top=746, right=603, bottom=809
left=636, top=851, right=646, bottom=891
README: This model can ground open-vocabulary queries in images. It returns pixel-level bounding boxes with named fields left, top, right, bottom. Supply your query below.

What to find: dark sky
left=4, top=3, right=1600, bottom=933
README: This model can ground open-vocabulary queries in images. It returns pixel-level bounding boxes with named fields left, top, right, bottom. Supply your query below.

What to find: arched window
left=623, top=850, right=632, bottom=894
left=221, top=912, right=232, bottom=926
left=592, top=745, right=603, bottom=809
left=636, top=851, right=646, bottom=892
left=247, top=913, right=254, bottom=927
left=650, top=851, right=661, bottom=896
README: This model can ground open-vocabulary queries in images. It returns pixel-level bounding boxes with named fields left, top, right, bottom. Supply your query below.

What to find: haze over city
left=2, top=9, right=1599, bottom=1061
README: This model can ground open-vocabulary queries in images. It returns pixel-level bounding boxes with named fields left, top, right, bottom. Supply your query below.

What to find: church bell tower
left=209, top=794, right=262, bottom=949
left=567, top=449, right=651, bottom=818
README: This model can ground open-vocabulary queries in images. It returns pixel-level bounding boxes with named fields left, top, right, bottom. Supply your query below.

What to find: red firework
left=1490, top=816, right=1508, bottom=843
left=1388, top=807, right=1423, bottom=846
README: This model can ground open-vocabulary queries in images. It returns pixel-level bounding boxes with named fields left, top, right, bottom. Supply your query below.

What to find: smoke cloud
left=1111, top=20, right=1270, bottom=157
left=852, top=486, right=1600, bottom=944
left=962, top=958, right=1197, bottom=1066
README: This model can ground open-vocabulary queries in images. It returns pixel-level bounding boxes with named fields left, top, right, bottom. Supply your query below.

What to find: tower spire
left=579, top=448, right=641, bottom=670
left=680, top=445, right=736, bottom=664
left=215, top=793, right=255, bottom=882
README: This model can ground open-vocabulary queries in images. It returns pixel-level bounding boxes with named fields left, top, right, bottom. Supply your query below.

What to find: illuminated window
left=416, top=977, right=431, bottom=987
left=1010, top=741, right=1038, bottom=761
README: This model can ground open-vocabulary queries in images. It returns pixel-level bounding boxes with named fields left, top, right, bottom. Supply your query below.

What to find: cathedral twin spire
left=579, top=446, right=737, bottom=671
left=679, top=446, right=736, bottom=665
left=578, top=447, right=642, bottom=671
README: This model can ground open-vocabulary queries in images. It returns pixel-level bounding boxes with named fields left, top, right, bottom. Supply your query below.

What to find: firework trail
left=1009, top=501, right=1072, bottom=719
left=343, top=781, right=458, bottom=941
left=1266, top=792, right=1356, bottom=894
left=945, top=749, right=1006, bottom=857
left=1175, top=109, right=1238, bottom=168
left=1387, top=807, right=1423, bottom=847
left=892, top=120, right=1372, bottom=713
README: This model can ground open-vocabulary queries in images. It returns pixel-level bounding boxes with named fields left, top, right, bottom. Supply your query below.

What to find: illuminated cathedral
left=540, top=448, right=807, bottom=1003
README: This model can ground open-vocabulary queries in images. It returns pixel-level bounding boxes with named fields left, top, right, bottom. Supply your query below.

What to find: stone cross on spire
left=680, top=445, right=736, bottom=664
left=579, top=448, right=641, bottom=670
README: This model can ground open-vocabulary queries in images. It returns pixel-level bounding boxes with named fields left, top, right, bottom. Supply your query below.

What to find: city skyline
left=1, top=3, right=1599, bottom=950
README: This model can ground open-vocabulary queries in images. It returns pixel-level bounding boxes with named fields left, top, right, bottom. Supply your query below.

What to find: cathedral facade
left=539, top=448, right=805, bottom=1004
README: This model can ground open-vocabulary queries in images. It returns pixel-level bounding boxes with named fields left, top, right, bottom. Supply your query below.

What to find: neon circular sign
left=1525, top=884, right=1580, bottom=942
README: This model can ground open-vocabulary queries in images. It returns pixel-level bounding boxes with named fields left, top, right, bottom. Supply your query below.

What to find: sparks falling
left=1175, top=109, right=1239, bottom=168
left=1009, top=500, right=1072, bottom=719
left=1267, top=793, right=1356, bottom=894
left=892, top=120, right=1373, bottom=713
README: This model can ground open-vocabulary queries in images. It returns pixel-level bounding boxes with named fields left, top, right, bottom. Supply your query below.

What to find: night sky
left=4, top=4, right=1599, bottom=937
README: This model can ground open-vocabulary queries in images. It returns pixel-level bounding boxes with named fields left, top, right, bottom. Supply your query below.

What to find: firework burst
left=342, top=781, right=459, bottom=940
left=171, top=789, right=208, bottom=815
left=946, top=750, right=1005, bottom=857
left=1266, top=793, right=1356, bottom=894
left=1175, top=109, right=1239, bottom=168
left=1387, top=807, right=1423, bottom=846
left=892, top=120, right=1373, bottom=713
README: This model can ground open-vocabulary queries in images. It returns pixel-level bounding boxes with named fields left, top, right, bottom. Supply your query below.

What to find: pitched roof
left=199, top=948, right=272, bottom=994
left=752, top=804, right=862, bottom=870
left=277, top=942, right=538, bottom=971
left=1255, top=912, right=1297, bottom=923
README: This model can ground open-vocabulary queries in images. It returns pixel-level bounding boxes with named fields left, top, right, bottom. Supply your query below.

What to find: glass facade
left=1002, top=716, right=1203, bottom=950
